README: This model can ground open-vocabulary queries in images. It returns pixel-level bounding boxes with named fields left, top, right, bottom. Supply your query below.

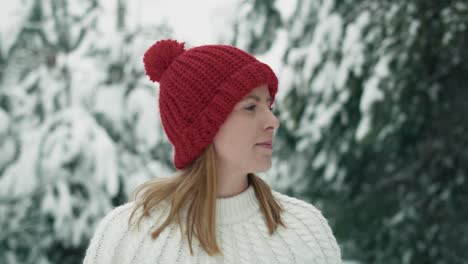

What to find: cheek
left=215, top=127, right=251, bottom=151
left=213, top=119, right=255, bottom=156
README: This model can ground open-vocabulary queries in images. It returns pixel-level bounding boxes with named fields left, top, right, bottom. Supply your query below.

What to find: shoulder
left=272, top=190, right=342, bottom=263
left=272, top=190, right=324, bottom=218
left=83, top=202, right=137, bottom=264
left=83, top=200, right=172, bottom=264
left=93, top=202, right=137, bottom=235
left=84, top=201, right=169, bottom=264
left=102, top=202, right=136, bottom=223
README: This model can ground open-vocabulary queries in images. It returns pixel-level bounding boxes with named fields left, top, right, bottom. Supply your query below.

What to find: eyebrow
left=242, top=94, right=272, bottom=103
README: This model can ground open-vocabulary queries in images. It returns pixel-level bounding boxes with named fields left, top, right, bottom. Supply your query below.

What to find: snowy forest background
left=1, top=0, right=467, bottom=263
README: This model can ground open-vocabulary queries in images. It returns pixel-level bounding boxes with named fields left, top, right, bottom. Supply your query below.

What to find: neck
left=216, top=173, right=250, bottom=198
left=216, top=183, right=259, bottom=225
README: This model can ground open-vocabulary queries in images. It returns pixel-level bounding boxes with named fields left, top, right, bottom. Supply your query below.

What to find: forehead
left=241, top=84, right=271, bottom=101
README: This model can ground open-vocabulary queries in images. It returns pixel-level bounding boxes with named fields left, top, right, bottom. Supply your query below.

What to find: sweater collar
left=216, top=184, right=260, bottom=225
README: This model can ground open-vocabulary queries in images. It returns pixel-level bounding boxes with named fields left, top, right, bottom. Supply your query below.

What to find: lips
left=256, top=140, right=273, bottom=148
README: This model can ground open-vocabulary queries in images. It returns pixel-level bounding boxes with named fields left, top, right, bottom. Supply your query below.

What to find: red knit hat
left=143, top=39, right=278, bottom=170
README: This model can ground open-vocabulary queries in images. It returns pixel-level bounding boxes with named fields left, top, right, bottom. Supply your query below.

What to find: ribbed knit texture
left=143, top=40, right=278, bottom=170
left=83, top=185, right=342, bottom=264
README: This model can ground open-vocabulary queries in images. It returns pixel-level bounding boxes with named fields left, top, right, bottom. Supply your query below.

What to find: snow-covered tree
left=0, top=0, right=175, bottom=263
left=231, top=0, right=468, bottom=263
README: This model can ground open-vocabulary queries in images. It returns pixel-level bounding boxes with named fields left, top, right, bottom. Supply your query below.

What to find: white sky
left=0, top=0, right=241, bottom=56
left=133, top=0, right=241, bottom=45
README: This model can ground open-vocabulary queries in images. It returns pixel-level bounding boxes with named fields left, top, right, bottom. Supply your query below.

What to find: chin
left=250, top=162, right=272, bottom=173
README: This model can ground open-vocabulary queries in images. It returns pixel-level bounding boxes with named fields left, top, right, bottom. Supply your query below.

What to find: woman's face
left=213, top=84, right=280, bottom=174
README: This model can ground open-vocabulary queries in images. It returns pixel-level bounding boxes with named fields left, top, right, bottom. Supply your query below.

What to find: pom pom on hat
left=143, top=39, right=186, bottom=82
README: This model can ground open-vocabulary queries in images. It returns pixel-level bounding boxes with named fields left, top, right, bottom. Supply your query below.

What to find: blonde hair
left=128, top=143, right=286, bottom=256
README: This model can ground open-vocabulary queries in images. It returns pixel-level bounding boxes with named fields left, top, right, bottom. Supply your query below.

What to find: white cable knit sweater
left=83, top=185, right=342, bottom=264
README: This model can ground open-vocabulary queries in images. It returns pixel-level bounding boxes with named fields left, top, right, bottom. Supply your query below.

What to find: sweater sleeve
left=273, top=191, right=342, bottom=263
left=82, top=203, right=135, bottom=264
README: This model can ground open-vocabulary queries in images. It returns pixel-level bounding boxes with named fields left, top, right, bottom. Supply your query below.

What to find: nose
left=264, top=107, right=280, bottom=132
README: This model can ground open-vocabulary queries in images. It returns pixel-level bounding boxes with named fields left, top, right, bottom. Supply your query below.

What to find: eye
left=245, top=105, right=275, bottom=112
left=245, top=105, right=256, bottom=111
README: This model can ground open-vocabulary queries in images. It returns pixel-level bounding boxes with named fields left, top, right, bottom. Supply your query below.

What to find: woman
left=83, top=39, right=342, bottom=264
